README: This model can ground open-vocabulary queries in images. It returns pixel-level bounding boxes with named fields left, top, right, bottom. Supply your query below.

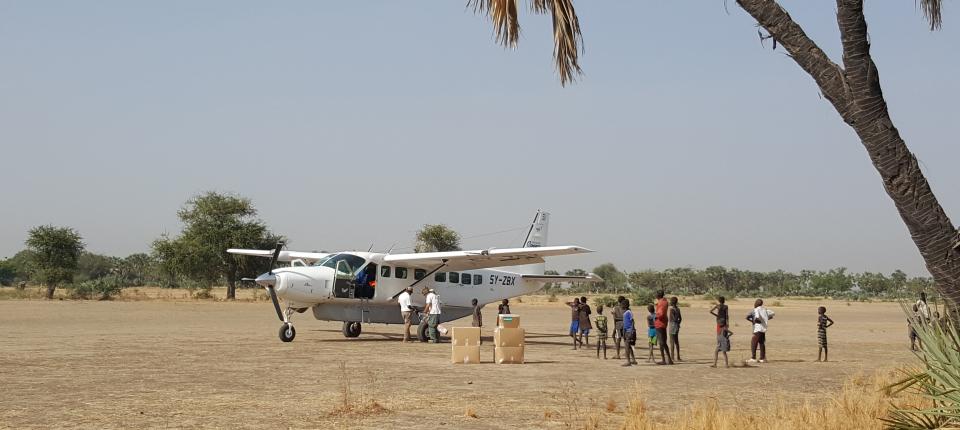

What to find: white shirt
left=398, top=291, right=412, bottom=312
left=916, top=300, right=930, bottom=320
left=752, top=306, right=775, bottom=333
left=426, top=292, right=441, bottom=315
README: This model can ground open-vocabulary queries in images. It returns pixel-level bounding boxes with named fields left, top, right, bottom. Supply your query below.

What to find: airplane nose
left=255, top=273, right=277, bottom=288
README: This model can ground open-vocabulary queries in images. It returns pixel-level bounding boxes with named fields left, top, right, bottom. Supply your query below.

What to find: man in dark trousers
left=654, top=290, right=674, bottom=365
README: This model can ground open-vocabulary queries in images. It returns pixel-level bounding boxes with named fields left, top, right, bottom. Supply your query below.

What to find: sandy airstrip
left=0, top=290, right=917, bottom=429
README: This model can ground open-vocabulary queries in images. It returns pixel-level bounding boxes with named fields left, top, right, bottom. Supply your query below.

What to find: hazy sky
left=1, top=1, right=957, bottom=277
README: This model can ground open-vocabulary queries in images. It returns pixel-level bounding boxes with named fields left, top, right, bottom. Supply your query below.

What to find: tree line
left=0, top=190, right=933, bottom=301
left=545, top=263, right=933, bottom=301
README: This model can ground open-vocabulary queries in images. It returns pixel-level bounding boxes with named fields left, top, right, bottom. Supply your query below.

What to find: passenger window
left=449, top=272, right=459, bottom=284
left=473, top=274, right=483, bottom=285
left=434, top=272, right=447, bottom=282
left=462, top=273, right=472, bottom=285
left=396, top=267, right=408, bottom=279
left=381, top=266, right=391, bottom=278
left=414, top=269, right=426, bottom=280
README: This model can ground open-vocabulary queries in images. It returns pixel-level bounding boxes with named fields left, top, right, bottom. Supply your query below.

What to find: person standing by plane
left=471, top=298, right=483, bottom=345
left=498, top=298, right=511, bottom=315
left=423, top=287, right=442, bottom=343
left=398, top=287, right=413, bottom=342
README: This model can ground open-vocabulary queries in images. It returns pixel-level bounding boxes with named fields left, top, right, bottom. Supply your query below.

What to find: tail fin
left=513, top=210, right=549, bottom=275
left=522, top=210, right=549, bottom=248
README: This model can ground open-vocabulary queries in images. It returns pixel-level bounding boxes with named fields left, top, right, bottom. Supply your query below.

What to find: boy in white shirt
left=747, top=299, right=775, bottom=363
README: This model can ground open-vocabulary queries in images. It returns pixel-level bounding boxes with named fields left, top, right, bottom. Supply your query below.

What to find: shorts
left=613, top=321, right=624, bottom=339
left=909, top=327, right=918, bottom=341
left=647, top=327, right=657, bottom=343
left=401, top=311, right=412, bottom=324
left=656, top=328, right=668, bottom=347
left=625, top=329, right=637, bottom=346
left=570, top=320, right=580, bottom=335
left=669, top=325, right=680, bottom=336
left=580, top=328, right=591, bottom=336
left=818, top=329, right=828, bottom=347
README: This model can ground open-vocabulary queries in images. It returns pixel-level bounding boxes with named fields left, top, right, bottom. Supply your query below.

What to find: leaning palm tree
left=468, top=0, right=960, bottom=306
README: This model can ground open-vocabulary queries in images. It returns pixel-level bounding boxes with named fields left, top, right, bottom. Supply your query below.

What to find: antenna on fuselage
left=386, top=242, right=397, bottom=254
left=367, top=243, right=374, bottom=252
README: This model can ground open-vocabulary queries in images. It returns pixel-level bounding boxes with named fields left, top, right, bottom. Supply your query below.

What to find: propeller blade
left=267, top=285, right=284, bottom=322
left=268, top=242, right=284, bottom=275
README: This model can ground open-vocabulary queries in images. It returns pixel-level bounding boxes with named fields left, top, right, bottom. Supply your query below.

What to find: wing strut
left=391, top=259, right=449, bottom=300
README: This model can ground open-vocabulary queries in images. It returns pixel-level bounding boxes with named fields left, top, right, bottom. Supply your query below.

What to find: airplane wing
left=226, top=249, right=330, bottom=264
left=382, top=246, right=593, bottom=271
left=521, top=273, right=603, bottom=283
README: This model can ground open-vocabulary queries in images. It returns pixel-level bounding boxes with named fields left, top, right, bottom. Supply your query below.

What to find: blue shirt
left=623, top=309, right=634, bottom=331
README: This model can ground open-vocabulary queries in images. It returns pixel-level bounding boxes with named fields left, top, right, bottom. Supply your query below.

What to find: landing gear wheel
left=279, top=324, right=296, bottom=342
left=418, top=322, right=429, bottom=342
left=342, top=321, right=362, bottom=338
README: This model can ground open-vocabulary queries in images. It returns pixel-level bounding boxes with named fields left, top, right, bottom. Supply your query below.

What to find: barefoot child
left=566, top=298, right=582, bottom=349
left=712, top=327, right=732, bottom=368
left=817, top=306, right=834, bottom=362
left=646, top=304, right=657, bottom=362
left=668, top=296, right=682, bottom=362
left=612, top=296, right=626, bottom=359
left=596, top=305, right=608, bottom=359
left=622, top=300, right=638, bottom=366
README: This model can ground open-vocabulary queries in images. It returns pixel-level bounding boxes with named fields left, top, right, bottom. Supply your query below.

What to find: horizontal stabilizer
left=521, top=273, right=603, bottom=283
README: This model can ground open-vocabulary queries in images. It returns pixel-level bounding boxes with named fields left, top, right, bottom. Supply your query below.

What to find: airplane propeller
left=243, top=242, right=285, bottom=323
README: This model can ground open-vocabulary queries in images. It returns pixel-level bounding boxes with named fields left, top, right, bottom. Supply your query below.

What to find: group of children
left=564, top=293, right=838, bottom=367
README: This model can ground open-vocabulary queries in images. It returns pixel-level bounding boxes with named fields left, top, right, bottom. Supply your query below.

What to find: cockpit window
left=313, top=253, right=367, bottom=275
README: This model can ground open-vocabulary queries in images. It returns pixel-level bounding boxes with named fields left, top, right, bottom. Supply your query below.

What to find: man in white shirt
left=422, top=287, right=442, bottom=343
left=398, top=287, right=413, bottom=342
left=916, top=292, right=930, bottom=321
left=747, top=299, right=775, bottom=363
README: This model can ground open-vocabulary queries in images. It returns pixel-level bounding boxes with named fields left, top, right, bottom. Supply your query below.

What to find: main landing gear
left=342, top=321, right=362, bottom=338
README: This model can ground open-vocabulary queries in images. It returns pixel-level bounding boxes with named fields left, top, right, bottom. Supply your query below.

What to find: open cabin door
left=331, top=260, right=376, bottom=300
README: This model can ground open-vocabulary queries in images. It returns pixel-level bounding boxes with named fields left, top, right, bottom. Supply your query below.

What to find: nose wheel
left=279, top=323, right=296, bottom=342
left=342, top=321, right=362, bottom=338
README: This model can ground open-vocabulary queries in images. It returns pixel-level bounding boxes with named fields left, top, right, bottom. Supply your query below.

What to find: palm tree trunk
left=45, top=284, right=56, bottom=299
left=736, top=0, right=960, bottom=305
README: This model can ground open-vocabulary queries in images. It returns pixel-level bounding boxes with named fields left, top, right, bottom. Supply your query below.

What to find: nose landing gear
left=279, top=323, right=296, bottom=342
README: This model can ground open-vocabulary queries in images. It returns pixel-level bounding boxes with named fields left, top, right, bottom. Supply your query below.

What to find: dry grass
left=619, top=369, right=927, bottom=430
left=326, top=361, right=391, bottom=418
left=464, top=406, right=478, bottom=418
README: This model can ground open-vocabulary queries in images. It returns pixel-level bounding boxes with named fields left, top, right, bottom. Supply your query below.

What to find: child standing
left=622, top=300, right=637, bottom=366
left=668, top=297, right=682, bottom=362
left=817, top=306, right=834, bottom=362
left=711, top=327, right=732, bottom=368
left=646, top=304, right=657, bottom=362
left=566, top=298, right=582, bottom=349
left=595, top=305, right=608, bottom=359
left=909, top=303, right=920, bottom=351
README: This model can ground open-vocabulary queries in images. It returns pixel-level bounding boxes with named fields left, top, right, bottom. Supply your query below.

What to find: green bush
left=70, top=276, right=123, bottom=300
left=594, top=295, right=618, bottom=308
left=631, top=288, right=655, bottom=308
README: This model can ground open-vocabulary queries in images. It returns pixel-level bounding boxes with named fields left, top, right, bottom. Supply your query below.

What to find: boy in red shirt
left=654, top=290, right=674, bottom=365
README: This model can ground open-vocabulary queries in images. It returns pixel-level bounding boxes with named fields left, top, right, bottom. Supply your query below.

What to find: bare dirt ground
left=0, top=290, right=917, bottom=429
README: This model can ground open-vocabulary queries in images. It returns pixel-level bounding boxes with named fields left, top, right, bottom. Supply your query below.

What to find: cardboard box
left=451, top=345, right=481, bottom=364
left=497, top=314, right=521, bottom=328
left=493, top=327, right=525, bottom=348
left=494, top=346, right=524, bottom=364
left=451, top=327, right=481, bottom=347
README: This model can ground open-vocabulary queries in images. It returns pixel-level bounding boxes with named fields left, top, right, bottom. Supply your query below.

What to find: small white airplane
left=228, top=211, right=601, bottom=342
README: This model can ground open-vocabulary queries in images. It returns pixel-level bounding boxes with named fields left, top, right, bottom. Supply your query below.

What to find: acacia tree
left=152, top=192, right=283, bottom=299
left=414, top=224, right=462, bottom=253
left=467, top=0, right=960, bottom=306
left=25, top=225, right=85, bottom=299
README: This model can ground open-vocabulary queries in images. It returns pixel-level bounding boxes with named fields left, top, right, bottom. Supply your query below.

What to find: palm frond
left=468, top=0, right=521, bottom=47
left=468, top=0, right=583, bottom=86
left=919, top=0, right=943, bottom=30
